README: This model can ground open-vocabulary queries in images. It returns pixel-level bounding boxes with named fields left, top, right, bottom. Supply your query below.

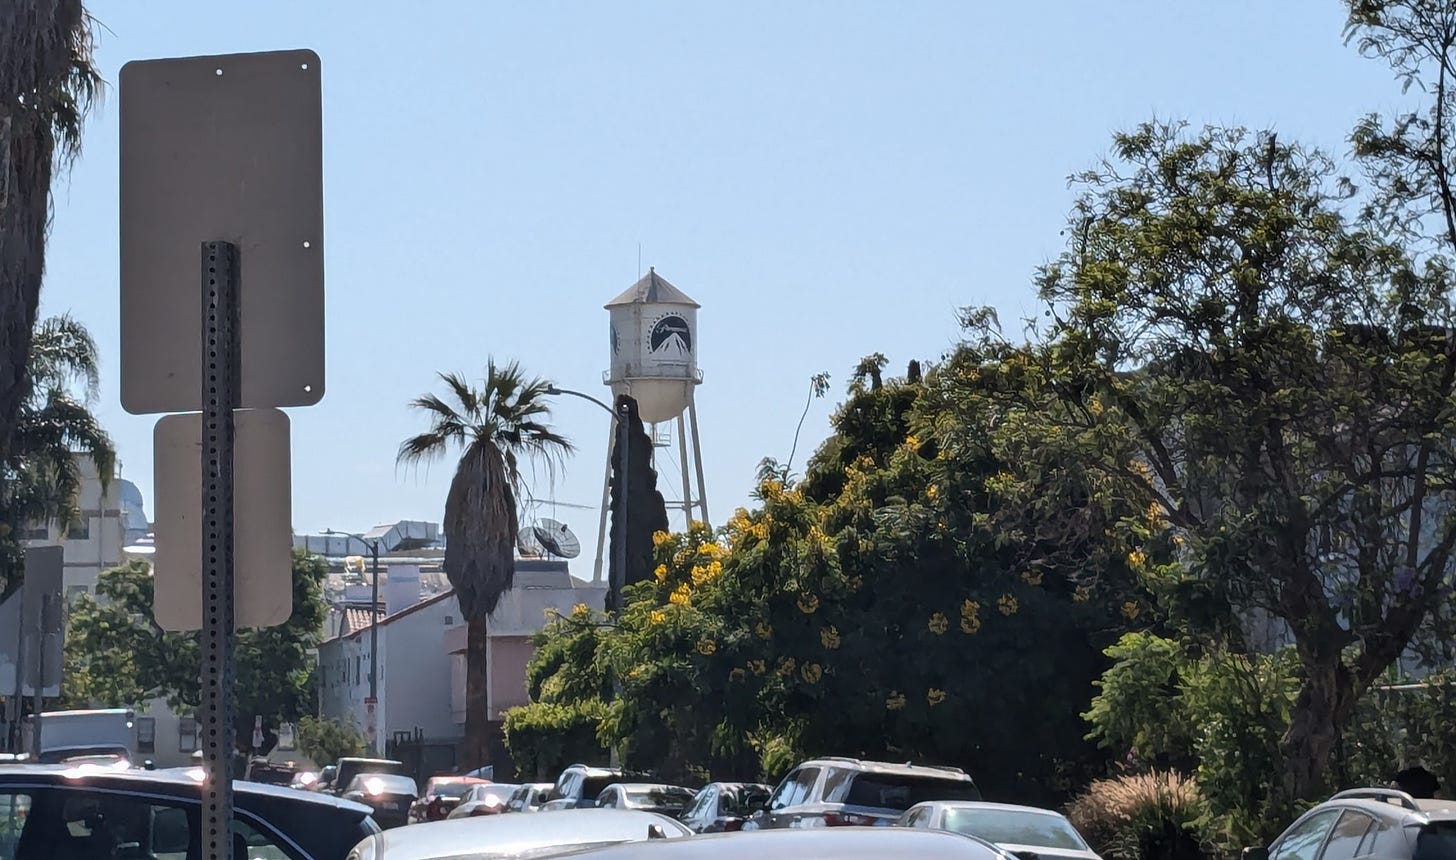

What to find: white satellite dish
left=533, top=519, right=582, bottom=559
left=516, top=528, right=544, bottom=557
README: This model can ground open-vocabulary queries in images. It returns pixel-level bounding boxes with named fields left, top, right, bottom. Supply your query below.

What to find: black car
left=1244, top=788, right=1456, bottom=860
left=679, top=782, right=774, bottom=833
left=543, top=763, right=624, bottom=810
left=747, top=757, right=981, bottom=829
left=342, top=773, right=419, bottom=830
left=0, top=763, right=378, bottom=860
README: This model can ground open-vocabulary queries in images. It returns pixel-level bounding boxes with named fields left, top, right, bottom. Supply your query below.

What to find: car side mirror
left=1243, top=847, right=1269, bottom=860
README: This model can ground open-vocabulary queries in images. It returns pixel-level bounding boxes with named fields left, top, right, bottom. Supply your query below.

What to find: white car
left=346, top=807, right=691, bottom=860
left=896, top=801, right=1103, bottom=860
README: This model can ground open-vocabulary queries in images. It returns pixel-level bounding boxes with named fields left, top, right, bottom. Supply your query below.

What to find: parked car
left=679, top=782, right=774, bottom=833
left=596, top=783, right=697, bottom=817
left=532, top=825, right=1017, bottom=860
left=331, top=758, right=408, bottom=797
left=1243, top=788, right=1456, bottom=860
left=746, top=757, right=981, bottom=829
left=315, top=764, right=339, bottom=792
left=409, top=776, right=488, bottom=823
left=342, top=773, right=420, bottom=830
left=897, top=801, right=1102, bottom=860
left=446, top=783, right=522, bottom=818
left=544, top=763, right=623, bottom=810
left=0, top=763, right=378, bottom=860
left=344, top=807, right=691, bottom=859
left=504, top=782, right=553, bottom=813
left=245, top=757, right=301, bottom=787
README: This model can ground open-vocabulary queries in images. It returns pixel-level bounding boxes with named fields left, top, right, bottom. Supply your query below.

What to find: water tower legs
left=676, top=414, right=693, bottom=525
left=688, top=399, right=709, bottom=523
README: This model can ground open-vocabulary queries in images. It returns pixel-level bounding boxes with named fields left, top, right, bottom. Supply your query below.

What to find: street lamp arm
left=546, top=386, right=624, bottom=422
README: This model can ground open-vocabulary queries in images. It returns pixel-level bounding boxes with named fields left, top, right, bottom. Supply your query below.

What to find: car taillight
left=823, top=812, right=880, bottom=827
left=721, top=819, right=744, bottom=832
left=427, top=799, right=445, bottom=819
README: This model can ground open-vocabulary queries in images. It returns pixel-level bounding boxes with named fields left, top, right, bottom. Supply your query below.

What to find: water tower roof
left=605, top=268, right=700, bottom=309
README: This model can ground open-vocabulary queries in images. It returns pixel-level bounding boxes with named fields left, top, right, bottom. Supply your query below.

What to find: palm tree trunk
left=465, top=612, right=491, bottom=770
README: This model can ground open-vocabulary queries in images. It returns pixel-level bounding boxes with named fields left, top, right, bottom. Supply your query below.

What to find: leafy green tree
left=397, top=359, right=572, bottom=769
left=1023, top=120, right=1456, bottom=813
left=0, top=1, right=102, bottom=507
left=296, top=716, right=366, bottom=768
left=62, top=550, right=327, bottom=754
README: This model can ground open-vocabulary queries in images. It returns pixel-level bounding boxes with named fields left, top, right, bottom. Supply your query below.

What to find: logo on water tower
left=648, top=313, right=691, bottom=361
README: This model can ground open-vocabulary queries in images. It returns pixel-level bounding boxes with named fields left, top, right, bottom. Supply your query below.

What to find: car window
left=1415, top=821, right=1456, bottom=860
left=1318, top=811, right=1376, bottom=860
left=235, top=818, right=300, bottom=860
left=833, top=774, right=981, bottom=812
left=582, top=776, right=618, bottom=798
left=902, top=807, right=929, bottom=828
left=598, top=788, right=617, bottom=808
left=781, top=768, right=820, bottom=809
left=0, top=791, right=33, bottom=860
left=728, top=787, right=769, bottom=816
left=943, top=808, right=1088, bottom=849
left=1271, top=809, right=1341, bottom=860
left=768, top=771, right=802, bottom=811
left=53, top=791, right=197, bottom=860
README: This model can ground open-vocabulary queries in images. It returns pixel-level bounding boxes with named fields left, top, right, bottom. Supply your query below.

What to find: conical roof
left=605, top=268, right=700, bottom=308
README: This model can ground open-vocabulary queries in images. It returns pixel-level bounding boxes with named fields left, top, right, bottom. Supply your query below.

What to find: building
left=17, top=456, right=137, bottom=602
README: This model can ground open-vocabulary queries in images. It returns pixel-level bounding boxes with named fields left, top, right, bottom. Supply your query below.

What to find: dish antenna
left=533, top=519, right=582, bottom=559
left=516, top=528, right=544, bottom=558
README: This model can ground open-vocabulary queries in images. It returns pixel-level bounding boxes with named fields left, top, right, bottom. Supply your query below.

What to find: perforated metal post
left=201, top=241, right=239, bottom=860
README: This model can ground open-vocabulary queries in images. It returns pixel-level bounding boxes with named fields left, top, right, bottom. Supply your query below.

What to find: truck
left=22, top=708, right=137, bottom=765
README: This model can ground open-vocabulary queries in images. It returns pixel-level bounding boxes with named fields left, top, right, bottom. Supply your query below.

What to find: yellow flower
left=797, top=593, right=820, bottom=614
left=927, top=688, right=947, bottom=707
left=820, top=626, right=841, bottom=650
left=669, top=583, right=692, bottom=606
left=688, top=520, right=711, bottom=537
left=927, top=612, right=949, bottom=635
left=1147, top=502, right=1166, bottom=527
left=691, top=560, right=724, bottom=586
left=997, top=594, right=1019, bottom=616
left=1127, top=550, right=1147, bottom=570
left=961, top=615, right=981, bottom=635
left=1130, top=460, right=1153, bottom=480
left=654, top=564, right=669, bottom=583
left=652, top=530, right=672, bottom=548
left=571, top=602, right=590, bottom=618
left=777, top=657, right=797, bottom=677
left=1088, top=397, right=1105, bottom=416
left=1021, top=569, right=1044, bottom=586
left=755, top=621, right=773, bottom=640
left=696, top=638, right=718, bottom=656
left=649, top=609, right=666, bottom=625
left=801, top=663, right=824, bottom=684
left=699, top=541, right=726, bottom=559
left=936, top=449, right=953, bottom=461
left=1121, top=601, right=1141, bottom=620
left=886, top=691, right=907, bottom=711
left=905, top=434, right=922, bottom=453
left=926, top=484, right=940, bottom=501
left=760, top=479, right=784, bottom=500
left=748, top=659, right=767, bottom=675
left=750, top=522, right=770, bottom=540
left=1073, top=585, right=1091, bottom=603
left=729, top=667, right=747, bottom=682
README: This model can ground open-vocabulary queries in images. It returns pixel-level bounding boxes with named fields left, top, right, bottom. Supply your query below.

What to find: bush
left=296, top=716, right=365, bottom=767
left=1066, top=771, right=1207, bottom=860
left=1343, top=671, right=1456, bottom=794
left=502, top=699, right=609, bottom=781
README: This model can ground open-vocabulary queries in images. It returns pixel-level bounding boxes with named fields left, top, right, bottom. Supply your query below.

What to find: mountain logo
left=649, top=314, right=692, bottom=358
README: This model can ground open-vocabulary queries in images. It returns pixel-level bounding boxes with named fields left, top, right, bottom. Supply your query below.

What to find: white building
left=17, top=456, right=136, bottom=602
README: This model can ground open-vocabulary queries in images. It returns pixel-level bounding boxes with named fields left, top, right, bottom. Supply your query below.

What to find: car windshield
left=471, top=785, right=520, bottom=803
left=582, top=775, right=619, bottom=797
left=625, top=788, right=694, bottom=810
left=428, top=779, right=476, bottom=799
left=355, top=774, right=418, bottom=795
left=1415, top=822, right=1456, bottom=860
left=943, top=808, right=1090, bottom=850
left=726, top=787, right=771, bottom=814
left=834, top=774, right=981, bottom=811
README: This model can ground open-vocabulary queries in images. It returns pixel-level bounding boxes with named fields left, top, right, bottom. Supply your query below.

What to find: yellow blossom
left=1121, top=601, right=1141, bottom=620
left=1127, top=550, right=1147, bottom=570
left=748, top=659, right=767, bottom=675
left=649, top=609, right=666, bottom=625
left=1073, top=585, right=1092, bottom=603
left=760, top=479, right=784, bottom=501
left=936, top=449, right=953, bottom=461
left=756, top=621, right=774, bottom=639
left=1146, top=502, right=1166, bottom=528
left=571, top=603, right=590, bottom=618
left=652, top=530, right=672, bottom=548
left=669, top=583, right=691, bottom=606
left=905, top=434, right=922, bottom=453
left=961, top=615, right=981, bottom=635
left=729, top=667, right=747, bottom=682
left=1172, top=533, right=1186, bottom=548
left=654, top=564, right=669, bottom=583
left=750, top=522, right=770, bottom=541
left=688, top=520, right=711, bottom=537
left=699, top=541, right=726, bottom=559
left=886, top=691, right=907, bottom=711
left=1130, top=460, right=1153, bottom=480
left=927, top=688, right=947, bottom=707
left=926, top=484, right=940, bottom=502
left=801, top=663, right=824, bottom=684
left=997, top=594, right=1019, bottom=616
left=820, top=626, right=841, bottom=650
left=1021, top=569, right=1044, bottom=586
left=961, top=599, right=980, bottom=617
left=797, top=593, right=820, bottom=614
left=777, top=657, right=797, bottom=677
left=696, top=638, right=718, bottom=656
left=927, top=612, right=949, bottom=635
left=1089, top=397, right=1105, bottom=416
left=691, top=561, right=723, bottom=587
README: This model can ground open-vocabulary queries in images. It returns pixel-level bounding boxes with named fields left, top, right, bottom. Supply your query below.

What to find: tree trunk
left=464, top=613, right=491, bottom=771
left=1276, top=655, right=1357, bottom=820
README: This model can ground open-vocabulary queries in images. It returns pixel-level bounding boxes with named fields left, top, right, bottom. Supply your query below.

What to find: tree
left=0, top=1, right=103, bottom=534
left=607, top=394, right=668, bottom=611
left=296, top=716, right=366, bottom=768
left=397, top=359, right=572, bottom=769
left=1026, top=121, right=1456, bottom=814
left=0, top=314, right=115, bottom=599
left=62, top=550, right=327, bottom=754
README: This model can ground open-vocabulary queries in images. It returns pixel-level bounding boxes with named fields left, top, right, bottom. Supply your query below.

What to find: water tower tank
left=605, top=268, right=701, bottom=424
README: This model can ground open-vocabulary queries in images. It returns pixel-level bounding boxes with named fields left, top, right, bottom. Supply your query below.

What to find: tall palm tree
left=0, top=1, right=103, bottom=495
left=0, top=314, right=115, bottom=599
left=398, top=359, right=572, bottom=768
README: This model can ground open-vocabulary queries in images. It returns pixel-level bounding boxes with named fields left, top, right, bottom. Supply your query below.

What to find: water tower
left=594, top=269, right=709, bottom=579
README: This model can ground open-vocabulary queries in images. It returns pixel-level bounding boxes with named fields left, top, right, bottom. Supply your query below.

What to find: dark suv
left=747, top=757, right=981, bottom=829
left=1245, top=789, right=1456, bottom=860
left=543, top=764, right=624, bottom=810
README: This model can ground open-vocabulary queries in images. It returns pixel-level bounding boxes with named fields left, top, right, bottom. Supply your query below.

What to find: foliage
left=296, top=717, right=366, bottom=768
left=62, top=550, right=327, bottom=754
left=1066, top=772, right=1207, bottom=860
left=502, top=700, right=609, bottom=781
left=1343, top=671, right=1456, bottom=793
left=0, top=315, right=115, bottom=599
left=608, top=394, right=669, bottom=610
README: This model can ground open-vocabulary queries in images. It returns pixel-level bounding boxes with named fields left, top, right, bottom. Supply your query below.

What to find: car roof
left=549, top=826, right=1006, bottom=860
left=611, top=783, right=693, bottom=792
left=363, top=808, right=691, bottom=860
left=0, top=764, right=373, bottom=814
left=798, top=758, right=972, bottom=779
left=912, top=801, right=1069, bottom=817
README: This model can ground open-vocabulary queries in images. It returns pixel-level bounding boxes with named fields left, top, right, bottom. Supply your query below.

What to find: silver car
left=543, top=827, right=1019, bottom=860
left=345, top=807, right=691, bottom=860
left=897, top=801, right=1102, bottom=860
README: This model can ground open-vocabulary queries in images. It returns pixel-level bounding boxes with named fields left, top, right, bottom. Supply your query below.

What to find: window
left=136, top=717, right=156, bottom=754
left=1270, top=810, right=1341, bottom=860
left=178, top=717, right=199, bottom=753
left=19, top=525, right=47, bottom=541
left=0, top=791, right=33, bottom=860
left=65, top=519, right=89, bottom=540
left=235, top=818, right=296, bottom=860
left=1318, top=811, right=1375, bottom=860
left=58, top=793, right=191, bottom=860
left=770, top=768, right=820, bottom=811
left=834, top=773, right=982, bottom=811
left=354, top=656, right=361, bottom=685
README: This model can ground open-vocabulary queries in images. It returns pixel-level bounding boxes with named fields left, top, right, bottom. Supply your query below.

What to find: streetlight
left=325, top=529, right=383, bottom=755
left=546, top=386, right=631, bottom=615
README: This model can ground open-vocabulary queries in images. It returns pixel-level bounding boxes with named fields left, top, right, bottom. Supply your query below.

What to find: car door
left=762, top=767, right=820, bottom=829
left=1270, top=809, right=1342, bottom=860
left=1315, top=810, right=1379, bottom=860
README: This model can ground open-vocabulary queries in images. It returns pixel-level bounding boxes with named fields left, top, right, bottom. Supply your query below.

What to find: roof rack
left=809, top=757, right=967, bottom=776
left=1331, top=789, right=1421, bottom=812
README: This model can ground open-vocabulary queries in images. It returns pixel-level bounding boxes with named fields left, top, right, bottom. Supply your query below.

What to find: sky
left=41, top=0, right=1410, bottom=579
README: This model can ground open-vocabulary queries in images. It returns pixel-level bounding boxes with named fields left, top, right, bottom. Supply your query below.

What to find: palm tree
left=398, top=359, right=572, bottom=767
left=0, top=314, right=116, bottom=599
left=0, top=1, right=104, bottom=495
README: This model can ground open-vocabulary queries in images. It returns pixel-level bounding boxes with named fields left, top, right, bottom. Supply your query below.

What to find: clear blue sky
left=43, top=0, right=1405, bottom=576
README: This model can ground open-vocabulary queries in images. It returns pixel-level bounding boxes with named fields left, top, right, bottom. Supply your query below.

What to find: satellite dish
left=533, top=519, right=582, bottom=559
left=516, top=528, right=544, bottom=558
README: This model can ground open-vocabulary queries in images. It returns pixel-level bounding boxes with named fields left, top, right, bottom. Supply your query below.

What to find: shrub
left=1066, top=771, right=1207, bottom=860
left=296, top=716, right=366, bottom=767
left=502, top=699, right=609, bottom=781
